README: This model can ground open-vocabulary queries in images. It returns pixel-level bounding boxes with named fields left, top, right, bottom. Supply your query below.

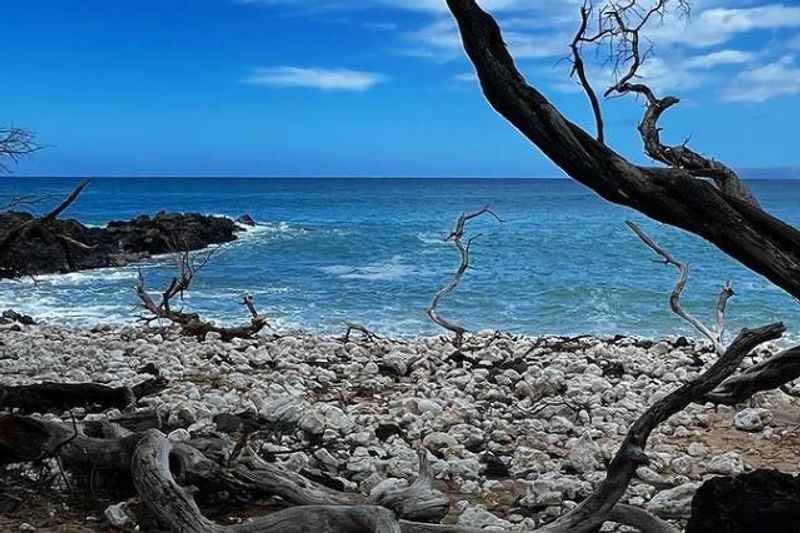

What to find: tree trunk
left=444, top=0, right=800, bottom=301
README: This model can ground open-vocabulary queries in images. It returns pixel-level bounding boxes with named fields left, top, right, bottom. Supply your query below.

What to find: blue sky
left=3, top=0, right=800, bottom=177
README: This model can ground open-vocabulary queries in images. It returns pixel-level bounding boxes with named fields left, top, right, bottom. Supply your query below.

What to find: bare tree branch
left=627, top=221, right=729, bottom=354
left=444, top=0, right=800, bottom=301
left=539, top=322, right=785, bottom=533
left=0, top=128, right=41, bottom=174
left=427, top=206, right=502, bottom=348
left=705, top=344, right=800, bottom=405
left=569, top=3, right=606, bottom=144
left=134, top=244, right=269, bottom=342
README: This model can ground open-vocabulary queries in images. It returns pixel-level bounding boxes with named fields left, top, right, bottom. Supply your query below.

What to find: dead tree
left=0, top=179, right=93, bottom=276
left=444, top=0, right=800, bottom=301
left=0, top=128, right=41, bottom=174
left=134, top=244, right=269, bottom=341
left=627, top=221, right=733, bottom=355
left=427, top=206, right=501, bottom=347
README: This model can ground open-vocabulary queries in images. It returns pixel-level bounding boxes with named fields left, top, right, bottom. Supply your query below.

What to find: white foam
left=0, top=267, right=141, bottom=287
left=321, top=255, right=425, bottom=281
left=417, top=231, right=447, bottom=245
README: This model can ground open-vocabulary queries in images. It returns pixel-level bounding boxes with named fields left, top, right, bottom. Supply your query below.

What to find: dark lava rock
left=237, top=213, right=257, bottom=227
left=375, top=423, right=404, bottom=442
left=686, top=469, right=800, bottom=533
left=0, top=210, right=239, bottom=278
left=480, top=452, right=510, bottom=479
left=0, top=309, right=35, bottom=325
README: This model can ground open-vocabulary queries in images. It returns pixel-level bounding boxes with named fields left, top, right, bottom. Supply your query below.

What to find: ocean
left=1, top=177, right=798, bottom=341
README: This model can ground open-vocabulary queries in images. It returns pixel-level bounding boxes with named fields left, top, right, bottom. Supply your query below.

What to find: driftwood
left=706, top=345, right=800, bottom=405
left=444, top=0, right=800, bottom=301
left=427, top=206, right=501, bottom=347
left=135, top=246, right=268, bottom=342
left=0, top=377, right=166, bottom=414
left=340, top=321, right=381, bottom=344
left=627, top=221, right=733, bottom=355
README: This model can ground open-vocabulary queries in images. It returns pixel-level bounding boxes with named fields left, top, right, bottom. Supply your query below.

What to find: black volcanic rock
left=0, top=210, right=239, bottom=278
left=686, top=469, right=800, bottom=533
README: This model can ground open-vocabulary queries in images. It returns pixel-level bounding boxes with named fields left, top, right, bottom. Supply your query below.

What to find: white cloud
left=361, top=21, right=398, bottom=31
left=243, top=66, right=386, bottom=91
left=649, top=4, right=800, bottom=48
left=684, top=50, right=756, bottom=69
left=723, top=55, right=800, bottom=102
left=453, top=72, right=478, bottom=83
left=378, top=0, right=528, bottom=13
left=239, top=0, right=536, bottom=14
left=403, top=17, right=569, bottom=61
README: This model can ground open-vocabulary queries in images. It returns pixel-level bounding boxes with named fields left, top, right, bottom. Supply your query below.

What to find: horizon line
left=6, top=174, right=800, bottom=180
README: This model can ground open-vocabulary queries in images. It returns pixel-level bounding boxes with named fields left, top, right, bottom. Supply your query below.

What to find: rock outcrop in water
left=0, top=211, right=240, bottom=278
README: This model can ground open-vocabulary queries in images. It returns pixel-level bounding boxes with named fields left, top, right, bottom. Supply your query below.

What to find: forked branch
left=427, top=206, right=502, bottom=348
left=134, top=244, right=269, bottom=342
left=627, top=221, right=730, bottom=354
left=569, top=3, right=606, bottom=144
left=0, top=128, right=41, bottom=174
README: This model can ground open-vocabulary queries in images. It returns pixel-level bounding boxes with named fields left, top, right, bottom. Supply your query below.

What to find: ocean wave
left=417, top=231, right=447, bottom=245
left=320, top=255, right=427, bottom=281
left=190, top=287, right=292, bottom=300
left=0, top=267, right=142, bottom=287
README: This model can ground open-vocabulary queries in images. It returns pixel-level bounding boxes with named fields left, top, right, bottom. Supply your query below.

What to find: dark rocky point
left=0, top=210, right=240, bottom=278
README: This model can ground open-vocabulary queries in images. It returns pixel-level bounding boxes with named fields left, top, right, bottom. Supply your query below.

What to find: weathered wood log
left=705, top=345, right=800, bottom=405
left=370, top=450, right=449, bottom=522
left=0, top=377, right=167, bottom=414
left=0, top=414, right=448, bottom=524
left=132, top=430, right=401, bottom=533
left=0, top=415, right=141, bottom=467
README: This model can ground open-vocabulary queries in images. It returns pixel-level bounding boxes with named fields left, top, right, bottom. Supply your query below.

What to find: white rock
left=104, top=502, right=136, bottom=530
left=646, top=482, right=701, bottom=518
left=549, top=416, right=574, bottom=434
left=707, top=451, right=744, bottom=476
left=565, top=433, right=602, bottom=474
left=734, top=407, right=771, bottom=432
left=687, top=442, right=708, bottom=458
left=423, top=432, right=458, bottom=453
left=455, top=501, right=512, bottom=530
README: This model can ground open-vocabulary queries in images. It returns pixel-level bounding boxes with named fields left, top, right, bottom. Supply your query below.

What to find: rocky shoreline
left=2, top=321, right=799, bottom=531
left=0, top=210, right=246, bottom=278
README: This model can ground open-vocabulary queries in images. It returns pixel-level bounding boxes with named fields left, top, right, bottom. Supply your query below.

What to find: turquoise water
left=1, top=177, right=798, bottom=340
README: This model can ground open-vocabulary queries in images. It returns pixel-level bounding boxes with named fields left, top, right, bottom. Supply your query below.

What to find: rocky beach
left=2, top=319, right=799, bottom=531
